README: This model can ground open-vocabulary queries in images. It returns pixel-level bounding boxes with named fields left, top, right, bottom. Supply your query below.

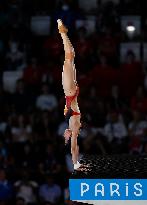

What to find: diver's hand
left=64, top=129, right=72, bottom=144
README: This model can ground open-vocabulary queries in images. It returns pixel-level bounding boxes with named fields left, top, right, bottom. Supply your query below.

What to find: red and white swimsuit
left=64, top=86, right=80, bottom=120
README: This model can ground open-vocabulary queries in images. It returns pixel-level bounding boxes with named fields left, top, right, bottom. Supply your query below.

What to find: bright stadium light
left=126, top=22, right=136, bottom=38
left=126, top=25, right=136, bottom=32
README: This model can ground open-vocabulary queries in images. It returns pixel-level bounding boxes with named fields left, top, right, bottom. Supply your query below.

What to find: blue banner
left=69, top=179, right=147, bottom=200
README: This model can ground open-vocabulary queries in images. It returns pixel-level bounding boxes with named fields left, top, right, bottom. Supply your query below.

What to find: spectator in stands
left=21, top=143, right=36, bottom=168
left=103, top=110, right=128, bottom=153
left=12, top=79, right=30, bottom=113
left=120, top=50, right=143, bottom=97
left=44, top=61, right=62, bottom=87
left=0, top=169, right=13, bottom=202
left=85, top=86, right=106, bottom=127
left=89, top=54, right=119, bottom=97
left=23, top=57, right=42, bottom=92
left=14, top=170, right=38, bottom=205
left=17, top=58, right=27, bottom=71
left=11, top=114, right=32, bottom=143
left=107, top=85, right=126, bottom=111
left=32, top=110, right=53, bottom=140
left=34, top=162, right=46, bottom=185
left=6, top=40, right=25, bottom=70
left=43, top=143, right=62, bottom=175
left=98, top=27, right=117, bottom=59
left=89, top=54, right=107, bottom=82
left=43, top=34, right=63, bottom=60
left=39, top=174, right=62, bottom=204
left=74, top=26, right=93, bottom=58
left=74, top=26, right=94, bottom=74
left=36, top=83, right=58, bottom=111
left=130, top=85, right=147, bottom=114
left=128, top=110, right=147, bottom=153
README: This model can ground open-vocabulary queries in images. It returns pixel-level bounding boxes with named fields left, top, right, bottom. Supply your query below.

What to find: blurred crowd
left=0, top=0, right=147, bottom=205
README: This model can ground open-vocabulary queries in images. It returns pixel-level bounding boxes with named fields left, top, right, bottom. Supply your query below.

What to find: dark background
left=0, top=0, right=147, bottom=205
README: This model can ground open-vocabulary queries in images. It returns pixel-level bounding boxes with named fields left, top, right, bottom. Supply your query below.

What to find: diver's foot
left=57, top=19, right=68, bottom=34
